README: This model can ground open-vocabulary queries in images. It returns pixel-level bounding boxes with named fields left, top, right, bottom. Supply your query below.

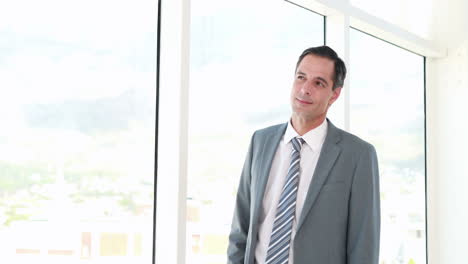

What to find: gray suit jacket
left=227, top=120, right=380, bottom=264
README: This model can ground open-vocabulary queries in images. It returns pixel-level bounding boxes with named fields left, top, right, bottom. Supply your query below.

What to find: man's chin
left=292, top=104, right=312, bottom=113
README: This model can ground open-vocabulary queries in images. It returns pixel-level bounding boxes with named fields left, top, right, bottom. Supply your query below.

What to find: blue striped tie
left=265, top=137, right=305, bottom=264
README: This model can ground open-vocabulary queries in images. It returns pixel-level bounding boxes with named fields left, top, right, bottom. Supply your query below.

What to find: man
left=227, top=46, right=380, bottom=264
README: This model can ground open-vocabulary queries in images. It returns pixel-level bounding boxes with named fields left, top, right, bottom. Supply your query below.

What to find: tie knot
left=291, top=137, right=305, bottom=152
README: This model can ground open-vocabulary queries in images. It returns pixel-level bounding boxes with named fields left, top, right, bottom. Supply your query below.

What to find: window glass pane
left=0, top=0, right=157, bottom=262
left=349, top=29, right=426, bottom=264
left=188, top=0, right=324, bottom=263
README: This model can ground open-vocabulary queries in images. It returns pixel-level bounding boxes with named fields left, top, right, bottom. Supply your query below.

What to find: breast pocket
left=317, top=183, right=347, bottom=221
left=320, top=182, right=345, bottom=192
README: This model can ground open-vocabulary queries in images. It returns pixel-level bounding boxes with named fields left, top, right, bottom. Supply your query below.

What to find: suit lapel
left=296, top=120, right=342, bottom=232
left=251, top=123, right=287, bottom=234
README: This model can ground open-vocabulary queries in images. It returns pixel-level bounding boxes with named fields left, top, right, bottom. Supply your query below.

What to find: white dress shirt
left=254, top=119, right=328, bottom=264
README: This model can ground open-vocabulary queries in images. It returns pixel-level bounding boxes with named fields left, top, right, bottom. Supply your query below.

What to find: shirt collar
left=284, top=119, right=328, bottom=152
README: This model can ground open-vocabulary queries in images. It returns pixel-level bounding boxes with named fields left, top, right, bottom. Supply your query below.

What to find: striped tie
left=265, top=137, right=305, bottom=264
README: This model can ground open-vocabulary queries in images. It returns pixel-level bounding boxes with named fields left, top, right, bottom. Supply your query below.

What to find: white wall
left=427, top=0, right=468, bottom=263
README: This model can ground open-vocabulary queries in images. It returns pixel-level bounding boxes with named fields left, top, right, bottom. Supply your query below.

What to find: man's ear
left=329, top=87, right=342, bottom=106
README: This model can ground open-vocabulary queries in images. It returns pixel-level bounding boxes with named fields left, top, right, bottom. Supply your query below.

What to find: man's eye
left=316, top=81, right=324, bottom=87
left=297, top=75, right=305, bottom=80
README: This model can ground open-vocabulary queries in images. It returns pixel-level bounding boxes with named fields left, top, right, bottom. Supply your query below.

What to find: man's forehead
left=296, top=55, right=334, bottom=77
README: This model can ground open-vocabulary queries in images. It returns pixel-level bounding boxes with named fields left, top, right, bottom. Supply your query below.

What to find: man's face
left=290, top=54, right=342, bottom=122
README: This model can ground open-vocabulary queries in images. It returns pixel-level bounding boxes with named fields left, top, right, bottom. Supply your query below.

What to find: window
left=2, top=0, right=434, bottom=262
left=188, top=0, right=324, bottom=263
left=0, top=0, right=158, bottom=262
left=349, top=28, right=426, bottom=264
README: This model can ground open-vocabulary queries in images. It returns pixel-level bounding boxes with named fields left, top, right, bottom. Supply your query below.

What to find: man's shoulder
left=255, top=123, right=288, bottom=135
left=251, top=123, right=287, bottom=140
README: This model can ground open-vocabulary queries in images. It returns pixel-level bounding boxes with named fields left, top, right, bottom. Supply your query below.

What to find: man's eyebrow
left=316, top=77, right=329, bottom=85
left=296, top=71, right=330, bottom=86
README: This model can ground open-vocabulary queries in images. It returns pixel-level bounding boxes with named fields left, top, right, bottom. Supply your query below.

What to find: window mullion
left=156, top=0, right=190, bottom=263
left=325, top=13, right=351, bottom=131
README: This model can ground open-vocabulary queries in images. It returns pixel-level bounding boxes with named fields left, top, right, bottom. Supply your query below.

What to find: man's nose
left=300, top=81, right=314, bottom=94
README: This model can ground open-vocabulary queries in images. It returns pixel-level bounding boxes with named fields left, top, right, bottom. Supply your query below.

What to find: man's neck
left=291, top=115, right=326, bottom=136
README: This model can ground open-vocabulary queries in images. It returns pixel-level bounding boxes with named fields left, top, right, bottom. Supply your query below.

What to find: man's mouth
left=296, top=98, right=313, bottom=104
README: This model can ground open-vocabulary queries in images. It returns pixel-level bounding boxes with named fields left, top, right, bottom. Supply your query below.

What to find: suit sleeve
left=347, top=144, right=381, bottom=264
left=227, top=133, right=255, bottom=264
